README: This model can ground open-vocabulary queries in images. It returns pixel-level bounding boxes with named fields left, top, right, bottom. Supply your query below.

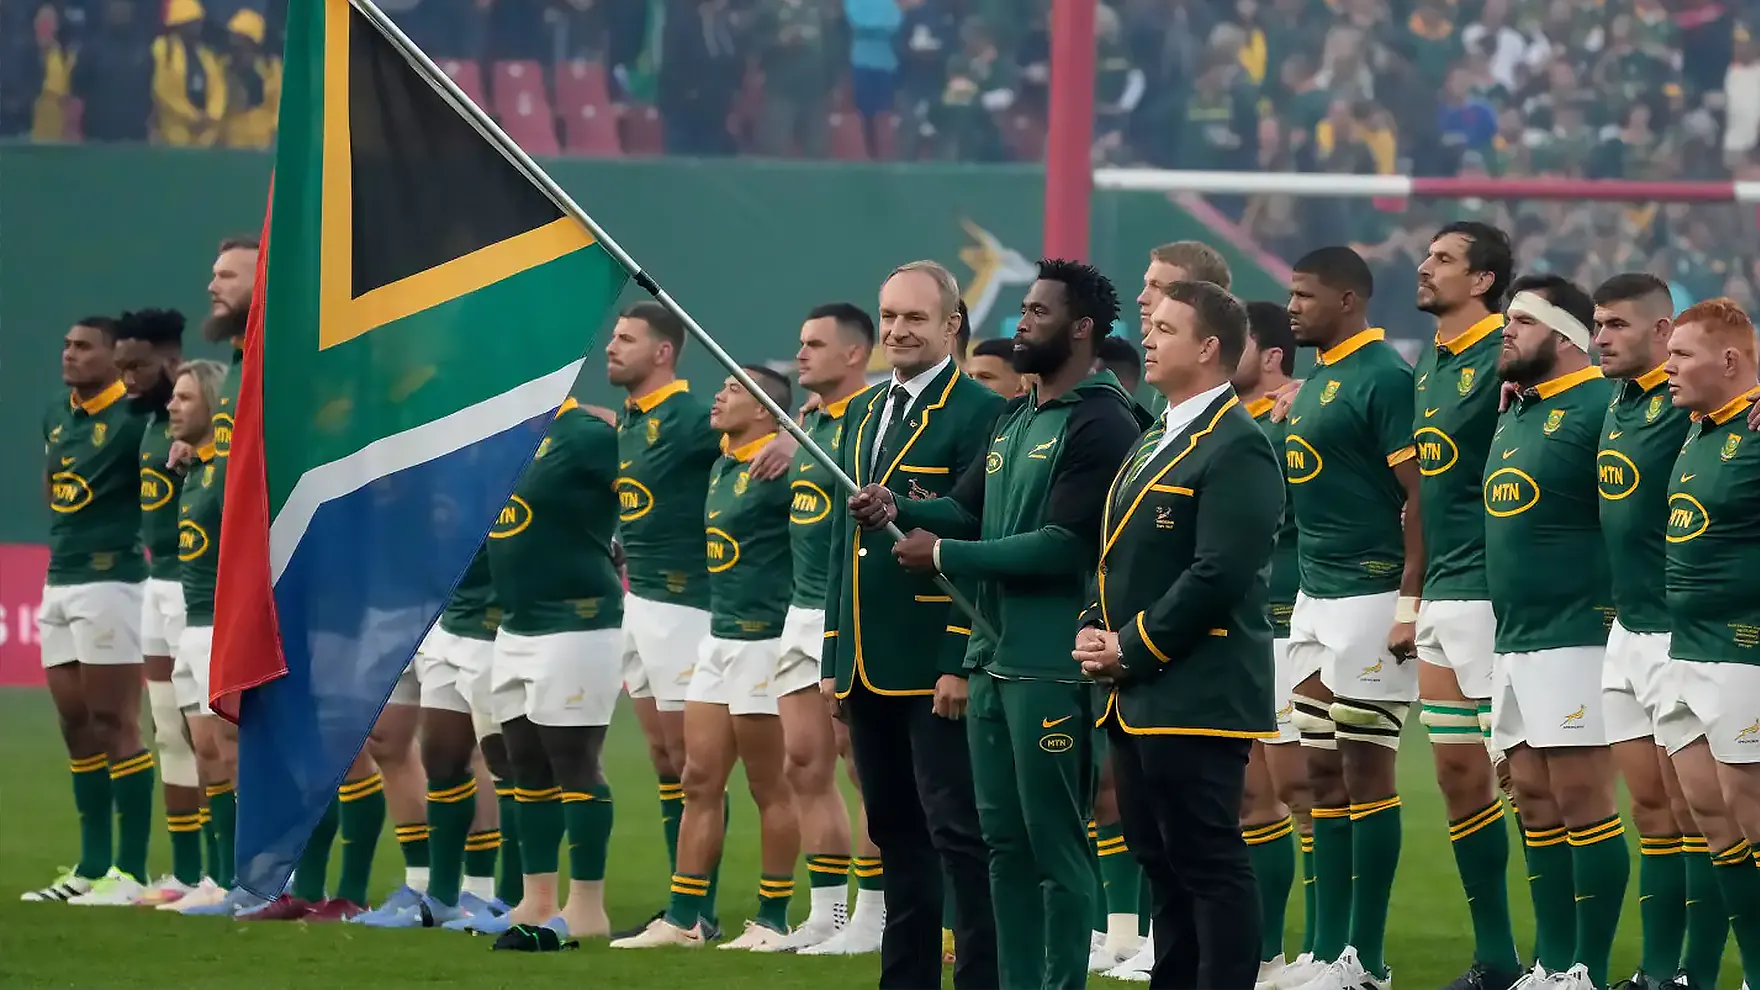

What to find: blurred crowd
left=4, top=0, right=1759, bottom=312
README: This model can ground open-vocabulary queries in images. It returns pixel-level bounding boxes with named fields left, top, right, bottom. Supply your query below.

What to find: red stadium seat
left=555, top=59, right=613, bottom=117
left=436, top=58, right=487, bottom=108
left=491, top=60, right=559, bottom=156
left=828, top=112, right=867, bottom=162
left=871, top=111, right=900, bottom=161
left=621, top=103, right=665, bottom=155
left=563, top=103, right=623, bottom=157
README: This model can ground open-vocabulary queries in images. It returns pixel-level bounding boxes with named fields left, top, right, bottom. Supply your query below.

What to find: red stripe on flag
left=211, top=178, right=287, bottom=724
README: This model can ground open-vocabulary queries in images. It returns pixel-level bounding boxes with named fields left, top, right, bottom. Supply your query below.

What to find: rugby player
left=1280, top=247, right=1421, bottom=990
left=1095, top=335, right=1143, bottom=395
left=1409, top=222, right=1523, bottom=990
left=1484, top=275, right=1624, bottom=990
left=113, top=309, right=205, bottom=906
left=867, top=258, right=1143, bottom=990
left=1093, top=240, right=1237, bottom=981
left=1234, top=301, right=1310, bottom=986
left=1657, top=298, right=1760, bottom=990
left=606, top=301, right=726, bottom=932
left=480, top=396, right=624, bottom=937
left=25, top=315, right=154, bottom=906
left=614, top=367, right=800, bottom=950
left=1593, top=273, right=1728, bottom=989
left=964, top=336, right=1024, bottom=398
left=778, top=303, right=881, bottom=952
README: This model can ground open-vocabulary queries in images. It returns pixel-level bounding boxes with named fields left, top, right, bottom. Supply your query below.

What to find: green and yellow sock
left=1097, top=821, right=1142, bottom=932
left=563, top=785, right=613, bottom=882
left=667, top=872, right=710, bottom=929
left=291, top=798, right=339, bottom=902
left=807, top=853, right=851, bottom=890
left=1714, top=840, right=1760, bottom=988
left=1522, top=823, right=1575, bottom=972
left=1680, top=835, right=1727, bottom=987
left=1309, top=806, right=1353, bottom=963
left=70, top=754, right=112, bottom=880
left=1448, top=799, right=1520, bottom=973
left=206, top=783, right=236, bottom=888
left=1348, top=797, right=1402, bottom=979
left=335, top=771, right=386, bottom=905
left=494, top=781, right=522, bottom=905
left=515, top=786, right=563, bottom=875
left=394, top=820, right=430, bottom=890
left=1568, top=815, right=1630, bottom=988
left=109, top=750, right=156, bottom=882
left=757, top=873, right=794, bottom=933
left=199, top=807, right=216, bottom=879
left=424, top=774, right=476, bottom=907
left=854, top=855, right=883, bottom=893
left=1637, top=833, right=1687, bottom=979
left=659, top=776, right=684, bottom=870
left=1244, top=816, right=1295, bottom=963
left=167, top=811, right=205, bottom=886
left=1299, top=832, right=1317, bottom=956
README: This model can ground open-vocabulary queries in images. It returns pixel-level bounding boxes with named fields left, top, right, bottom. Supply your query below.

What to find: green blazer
left=1081, top=389, right=1284, bottom=737
left=823, top=361, right=1006, bottom=697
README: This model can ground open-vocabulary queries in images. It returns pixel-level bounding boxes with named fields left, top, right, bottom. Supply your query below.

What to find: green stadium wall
left=0, top=143, right=1284, bottom=543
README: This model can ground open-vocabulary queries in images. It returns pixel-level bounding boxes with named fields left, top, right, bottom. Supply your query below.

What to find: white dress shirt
left=869, top=355, right=952, bottom=475
left=1133, top=381, right=1234, bottom=480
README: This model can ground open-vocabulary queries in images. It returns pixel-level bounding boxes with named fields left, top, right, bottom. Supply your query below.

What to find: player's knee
left=419, top=733, right=475, bottom=784
left=478, top=733, right=514, bottom=782
left=1420, top=699, right=1483, bottom=746
left=148, top=683, right=198, bottom=788
left=784, top=745, right=835, bottom=800
left=679, top=756, right=729, bottom=804
left=1275, top=774, right=1313, bottom=816
left=1292, top=692, right=1337, bottom=751
left=1330, top=699, right=1409, bottom=751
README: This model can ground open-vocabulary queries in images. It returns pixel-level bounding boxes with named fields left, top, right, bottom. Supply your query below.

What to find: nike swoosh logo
left=1041, top=715, right=1073, bottom=728
left=60, top=456, right=75, bottom=466
left=1608, top=430, right=1623, bottom=439
left=1503, top=448, right=1518, bottom=459
left=1417, top=373, right=1429, bottom=388
left=1575, top=894, right=1593, bottom=902
left=1289, top=416, right=1301, bottom=425
left=708, top=510, right=722, bottom=518
left=1527, top=875, right=1541, bottom=882
left=1682, top=473, right=1697, bottom=483
left=620, top=460, right=632, bottom=469
left=1424, top=408, right=1439, bottom=418
left=994, top=435, right=1009, bottom=442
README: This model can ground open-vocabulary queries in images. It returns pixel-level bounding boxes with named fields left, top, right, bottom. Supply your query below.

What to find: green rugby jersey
left=1412, top=314, right=1503, bottom=600
left=44, top=380, right=150, bottom=586
left=706, top=432, right=793, bottom=641
left=1247, top=394, right=1299, bottom=636
left=139, top=410, right=183, bottom=581
left=438, top=544, right=501, bottom=641
left=487, top=402, right=624, bottom=636
left=1598, top=366, right=1692, bottom=634
left=790, top=390, right=863, bottom=610
left=615, top=380, right=720, bottom=609
left=1483, top=366, right=1616, bottom=653
left=1282, top=328, right=1416, bottom=598
left=213, top=347, right=243, bottom=459
left=178, top=443, right=224, bottom=626
left=1665, top=387, right=1760, bottom=665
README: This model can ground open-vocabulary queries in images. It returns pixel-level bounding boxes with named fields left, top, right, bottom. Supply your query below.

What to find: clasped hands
left=847, top=484, right=938, bottom=572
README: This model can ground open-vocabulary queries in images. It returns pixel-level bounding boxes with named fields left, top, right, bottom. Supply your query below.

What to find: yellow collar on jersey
left=1243, top=394, right=1276, bottom=419
left=821, top=390, right=862, bottom=419
left=1530, top=364, right=1603, bottom=400
left=628, top=379, right=689, bottom=413
left=1633, top=364, right=1670, bottom=392
left=71, top=379, right=127, bottom=415
left=1319, top=328, right=1385, bottom=365
left=1435, top=313, right=1502, bottom=354
left=556, top=396, right=580, bottom=417
left=722, top=431, right=778, bottom=462
left=1695, top=385, right=1760, bottom=425
left=195, top=441, right=218, bottom=463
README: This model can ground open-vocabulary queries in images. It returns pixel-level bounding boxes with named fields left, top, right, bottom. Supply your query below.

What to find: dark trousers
left=846, top=686, right=998, bottom=990
left=1109, top=727, right=1259, bottom=989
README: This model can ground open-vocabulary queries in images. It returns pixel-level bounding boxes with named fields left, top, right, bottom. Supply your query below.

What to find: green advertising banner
left=0, top=144, right=1284, bottom=542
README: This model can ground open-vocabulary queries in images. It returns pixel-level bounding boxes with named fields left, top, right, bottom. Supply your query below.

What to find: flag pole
left=347, top=0, right=999, bottom=644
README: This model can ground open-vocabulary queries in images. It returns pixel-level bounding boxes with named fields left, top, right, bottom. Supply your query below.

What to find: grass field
left=0, top=686, right=1743, bottom=989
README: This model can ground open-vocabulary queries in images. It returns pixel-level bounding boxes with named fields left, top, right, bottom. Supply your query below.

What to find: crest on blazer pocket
left=1154, top=505, right=1175, bottom=529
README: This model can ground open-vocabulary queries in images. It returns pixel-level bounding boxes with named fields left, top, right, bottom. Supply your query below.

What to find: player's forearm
left=1398, top=496, right=1425, bottom=599
left=894, top=497, right=980, bottom=539
left=934, top=527, right=1087, bottom=579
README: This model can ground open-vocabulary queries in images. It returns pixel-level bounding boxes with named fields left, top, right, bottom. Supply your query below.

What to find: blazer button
left=858, top=548, right=868, bottom=558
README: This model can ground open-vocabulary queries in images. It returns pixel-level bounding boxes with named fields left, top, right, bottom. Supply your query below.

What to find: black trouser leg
left=847, top=689, right=941, bottom=990
left=1112, top=728, right=1199, bottom=988
left=910, top=699, right=998, bottom=990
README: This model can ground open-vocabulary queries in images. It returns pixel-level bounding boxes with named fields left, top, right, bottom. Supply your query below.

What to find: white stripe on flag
left=267, top=359, right=585, bottom=582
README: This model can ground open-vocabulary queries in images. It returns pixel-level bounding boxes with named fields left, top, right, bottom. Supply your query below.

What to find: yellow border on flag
left=316, top=0, right=594, bottom=351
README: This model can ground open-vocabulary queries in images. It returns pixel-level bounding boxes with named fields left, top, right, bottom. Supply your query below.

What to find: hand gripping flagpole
left=350, top=0, right=999, bottom=644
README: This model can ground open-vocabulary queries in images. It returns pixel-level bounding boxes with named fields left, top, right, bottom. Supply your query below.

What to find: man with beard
left=1483, top=275, right=1624, bottom=990
left=114, top=309, right=210, bottom=907
left=853, top=259, right=1148, bottom=990
left=23, top=315, right=154, bottom=906
left=1408, top=222, right=1524, bottom=990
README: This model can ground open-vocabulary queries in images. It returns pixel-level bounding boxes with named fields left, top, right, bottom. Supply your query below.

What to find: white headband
left=1507, top=290, right=1591, bottom=352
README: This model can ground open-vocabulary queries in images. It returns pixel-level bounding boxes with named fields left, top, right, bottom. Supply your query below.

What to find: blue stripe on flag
left=233, top=411, right=553, bottom=896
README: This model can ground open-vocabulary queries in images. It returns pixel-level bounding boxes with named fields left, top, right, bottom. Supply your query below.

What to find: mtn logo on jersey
left=48, top=472, right=94, bottom=513
left=705, top=527, right=741, bottom=572
left=789, top=480, right=832, bottom=525
left=489, top=495, right=534, bottom=538
left=616, top=477, right=655, bottom=521
left=178, top=519, right=211, bottom=561
left=140, top=466, right=177, bottom=511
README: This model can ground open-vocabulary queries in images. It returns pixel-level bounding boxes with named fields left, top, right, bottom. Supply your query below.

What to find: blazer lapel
left=1101, top=392, right=1238, bottom=557
left=877, top=361, right=959, bottom=487
left=852, top=386, right=889, bottom=487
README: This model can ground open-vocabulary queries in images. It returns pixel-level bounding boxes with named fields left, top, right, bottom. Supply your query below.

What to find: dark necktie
left=874, top=385, right=912, bottom=476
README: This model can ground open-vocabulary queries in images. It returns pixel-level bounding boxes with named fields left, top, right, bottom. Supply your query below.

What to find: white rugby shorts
left=491, top=627, right=623, bottom=728
left=1490, top=646, right=1609, bottom=750
left=1288, top=590, right=1414, bottom=702
left=1602, top=620, right=1672, bottom=745
left=1415, top=598, right=1496, bottom=699
left=776, top=606, right=826, bottom=699
left=1657, top=659, right=1760, bottom=764
left=140, top=578, right=186, bottom=659
left=38, top=580, right=144, bottom=668
left=620, top=594, right=710, bottom=711
left=172, top=624, right=216, bottom=715
left=687, top=636, right=783, bottom=717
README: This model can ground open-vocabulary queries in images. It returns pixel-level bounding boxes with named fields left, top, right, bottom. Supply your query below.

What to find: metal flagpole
left=349, top=0, right=999, bottom=644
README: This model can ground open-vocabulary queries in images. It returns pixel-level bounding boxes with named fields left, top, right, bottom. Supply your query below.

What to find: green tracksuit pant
left=968, top=670, right=1100, bottom=989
